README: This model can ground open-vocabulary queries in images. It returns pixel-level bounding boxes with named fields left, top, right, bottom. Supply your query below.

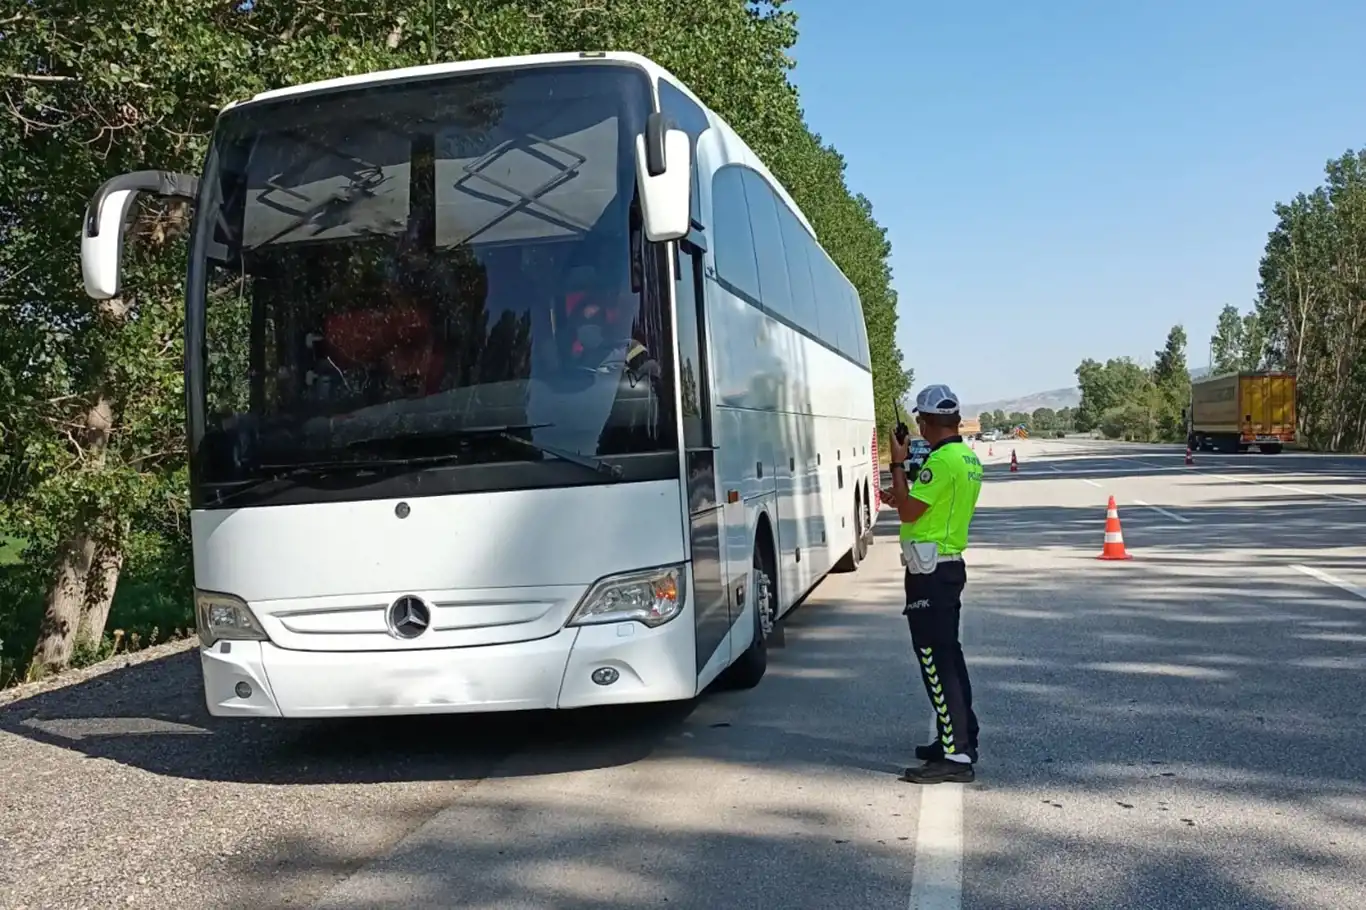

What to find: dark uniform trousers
left=904, top=560, right=979, bottom=758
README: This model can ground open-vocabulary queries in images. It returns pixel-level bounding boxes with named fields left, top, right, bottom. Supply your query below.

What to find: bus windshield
left=186, top=62, right=679, bottom=508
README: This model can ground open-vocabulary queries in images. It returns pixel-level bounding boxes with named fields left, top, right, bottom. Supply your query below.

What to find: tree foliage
left=1150, top=325, right=1190, bottom=441
left=971, top=407, right=1072, bottom=437
left=1073, top=354, right=1179, bottom=443
left=0, top=0, right=910, bottom=681
left=1246, top=148, right=1366, bottom=451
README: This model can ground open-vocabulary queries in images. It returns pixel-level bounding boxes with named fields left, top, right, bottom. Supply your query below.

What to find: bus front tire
left=726, top=537, right=775, bottom=690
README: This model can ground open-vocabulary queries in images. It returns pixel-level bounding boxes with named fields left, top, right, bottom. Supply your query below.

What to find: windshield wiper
left=496, top=431, right=623, bottom=480
left=344, top=423, right=624, bottom=480
left=204, top=456, right=462, bottom=506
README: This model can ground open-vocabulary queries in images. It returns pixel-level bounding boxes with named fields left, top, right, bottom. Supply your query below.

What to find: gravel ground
left=0, top=638, right=712, bottom=910
left=0, top=640, right=516, bottom=910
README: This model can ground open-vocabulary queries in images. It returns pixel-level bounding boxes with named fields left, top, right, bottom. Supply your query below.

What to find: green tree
left=1239, top=310, right=1267, bottom=371
left=1099, top=400, right=1155, bottom=441
left=1151, top=325, right=1190, bottom=441
left=1073, top=359, right=1103, bottom=432
left=1075, top=357, right=1149, bottom=434
left=1, top=0, right=912, bottom=680
left=1211, top=304, right=1269, bottom=374
left=1210, top=304, right=1244, bottom=374
left=1252, top=148, right=1366, bottom=451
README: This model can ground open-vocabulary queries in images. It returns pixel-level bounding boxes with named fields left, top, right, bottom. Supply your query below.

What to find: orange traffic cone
left=1098, top=496, right=1132, bottom=560
left=988, top=444, right=994, bottom=457
left=1185, top=446, right=1193, bottom=466
left=1010, top=449, right=1018, bottom=472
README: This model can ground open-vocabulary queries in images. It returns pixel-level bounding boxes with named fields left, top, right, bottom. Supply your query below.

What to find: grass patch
left=0, top=535, right=25, bottom=567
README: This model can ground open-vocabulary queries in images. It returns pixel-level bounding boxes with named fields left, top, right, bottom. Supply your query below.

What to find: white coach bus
left=79, top=51, right=877, bottom=718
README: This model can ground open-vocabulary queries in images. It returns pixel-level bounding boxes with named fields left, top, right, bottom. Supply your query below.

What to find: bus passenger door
left=676, top=239, right=732, bottom=682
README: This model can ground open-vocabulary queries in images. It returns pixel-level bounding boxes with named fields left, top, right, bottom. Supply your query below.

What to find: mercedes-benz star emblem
left=386, top=595, right=431, bottom=640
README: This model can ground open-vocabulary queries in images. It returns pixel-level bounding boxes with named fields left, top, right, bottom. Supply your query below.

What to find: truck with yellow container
left=1185, top=371, right=1296, bottom=454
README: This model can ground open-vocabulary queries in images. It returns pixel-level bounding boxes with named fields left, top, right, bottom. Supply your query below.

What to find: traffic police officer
left=886, top=384, right=984, bottom=784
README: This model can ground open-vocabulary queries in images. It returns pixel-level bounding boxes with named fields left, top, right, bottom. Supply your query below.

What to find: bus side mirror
left=81, top=170, right=199, bottom=299
left=634, top=114, right=691, bottom=243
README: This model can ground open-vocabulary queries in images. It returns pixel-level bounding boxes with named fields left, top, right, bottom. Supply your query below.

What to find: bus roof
left=223, top=51, right=819, bottom=239
left=233, top=51, right=661, bottom=107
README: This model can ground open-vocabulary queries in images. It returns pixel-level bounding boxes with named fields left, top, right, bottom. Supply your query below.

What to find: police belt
left=899, top=546, right=963, bottom=567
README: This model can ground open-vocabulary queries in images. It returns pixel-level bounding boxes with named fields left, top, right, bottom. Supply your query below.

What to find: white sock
left=943, top=751, right=971, bottom=764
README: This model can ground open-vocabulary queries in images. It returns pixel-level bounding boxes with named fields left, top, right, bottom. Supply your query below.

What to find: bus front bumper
left=199, top=621, right=696, bottom=718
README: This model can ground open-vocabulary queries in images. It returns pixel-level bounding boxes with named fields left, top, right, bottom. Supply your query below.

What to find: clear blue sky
left=787, top=0, right=1366, bottom=406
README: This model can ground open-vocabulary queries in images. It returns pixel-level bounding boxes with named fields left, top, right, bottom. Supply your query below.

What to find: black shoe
left=898, top=758, right=975, bottom=784
left=914, top=742, right=979, bottom=763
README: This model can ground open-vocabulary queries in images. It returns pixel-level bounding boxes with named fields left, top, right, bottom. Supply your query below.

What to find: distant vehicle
left=77, top=51, right=877, bottom=719
left=981, top=430, right=1001, bottom=442
left=1185, top=371, right=1296, bottom=454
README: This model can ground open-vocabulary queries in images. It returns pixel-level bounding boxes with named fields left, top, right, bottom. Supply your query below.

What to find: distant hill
left=962, top=386, right=1080, bottom=418
left=963, top=366, right=1211, bottom=418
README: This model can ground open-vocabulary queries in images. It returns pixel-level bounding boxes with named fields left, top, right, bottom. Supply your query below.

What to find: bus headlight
left=195, top=589, right=268, bottom=648
left=566, top=564, right=687, bottom=628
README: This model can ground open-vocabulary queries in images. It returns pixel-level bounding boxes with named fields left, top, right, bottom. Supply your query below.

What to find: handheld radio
left=893, top=400, right=910, bottom=445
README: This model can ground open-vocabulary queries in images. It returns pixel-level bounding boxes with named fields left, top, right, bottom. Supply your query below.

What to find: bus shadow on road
left=0, top=653, right=715, bottom=785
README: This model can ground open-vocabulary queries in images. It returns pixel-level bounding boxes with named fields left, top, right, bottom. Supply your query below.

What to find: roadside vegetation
left=1072, top=147, right=1366, bottom=449
left=0, top=1, right=911, bottom=686
left=976, top=407, right=1077, bottom=439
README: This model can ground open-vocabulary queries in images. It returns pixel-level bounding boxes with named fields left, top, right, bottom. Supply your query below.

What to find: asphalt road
left=2, top=438, right=1365, bottom=909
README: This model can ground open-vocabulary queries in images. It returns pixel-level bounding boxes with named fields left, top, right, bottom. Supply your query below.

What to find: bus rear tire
left=855, top=492, right=871, bottom=561
left=834, top=498, right=864, bottom=573
left=726, top=535, right=774, bottom=690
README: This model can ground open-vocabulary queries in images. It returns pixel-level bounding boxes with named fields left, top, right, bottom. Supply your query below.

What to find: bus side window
left=675, top=242, right=710, bottom=449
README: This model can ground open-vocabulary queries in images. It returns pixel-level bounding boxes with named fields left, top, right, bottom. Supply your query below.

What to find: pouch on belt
left=900, top=540, right=940, bottom=574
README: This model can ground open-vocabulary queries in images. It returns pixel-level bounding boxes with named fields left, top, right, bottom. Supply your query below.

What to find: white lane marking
left=1048, top=463, right=1103, bottom=487
left=1220, top=473, right=1310, bottom=495
left=1209, top=472, right=1366, bottom=505
left=1291, top=564, right=1366, bottom=601
left=1244, top=462, right=1366, bottom=481
left=909, top=783, right=964, bottom=910
left=1130, top=499, right=1191, bottom=523
left=1035, top=465, right=1192, bottom=476
left=1101, top=455, right=1172, bottom=470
